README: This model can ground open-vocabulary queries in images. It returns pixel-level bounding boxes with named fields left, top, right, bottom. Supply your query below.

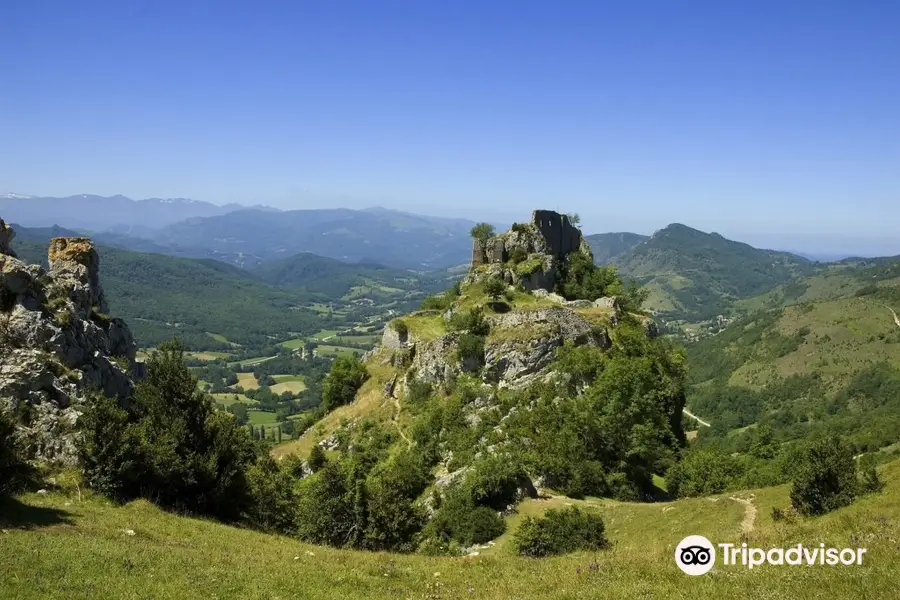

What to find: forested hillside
left=610, top=224, right=816, bottom=322
left=685, top=258, right=900, bottom=452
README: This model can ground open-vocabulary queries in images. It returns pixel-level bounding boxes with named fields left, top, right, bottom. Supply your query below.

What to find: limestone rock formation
left=0, top=224, right=138, bottom=464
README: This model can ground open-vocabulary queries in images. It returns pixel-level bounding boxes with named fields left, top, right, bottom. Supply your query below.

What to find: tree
left=228, top=402, right=249, bottom=426
left=77, top=340, right=256, bottom=520
left=790, top=435, right=858, bottom=516
left=566, top=213, right=581, bottom=226
left=322, top=355, right=369, bottom=412
left=483, top=277, right=506, bottom=302
left=469, top=222, right=495, bottom=244
left=308, top=444, right=328, bottom=473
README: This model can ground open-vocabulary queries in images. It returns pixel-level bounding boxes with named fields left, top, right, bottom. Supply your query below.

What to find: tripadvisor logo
left=675, top=535, right=868, bottom=575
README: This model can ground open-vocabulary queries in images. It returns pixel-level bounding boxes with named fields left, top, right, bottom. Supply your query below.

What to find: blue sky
left=1, top=1, right=898, bottom=254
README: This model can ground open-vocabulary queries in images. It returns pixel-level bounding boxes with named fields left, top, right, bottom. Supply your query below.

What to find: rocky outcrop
left=0, top=225, right=138, bottom=465
left=483, top=308, right=610, bottom=388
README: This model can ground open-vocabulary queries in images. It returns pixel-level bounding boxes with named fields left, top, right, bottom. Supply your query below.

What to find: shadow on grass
left=0, top=496, right=75, bottom=529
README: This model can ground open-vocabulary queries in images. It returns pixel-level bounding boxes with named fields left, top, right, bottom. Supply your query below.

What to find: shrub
left=790, top=435, right=858, bottom=516
left=508, top=246, right=528, bottom=264
left=322, top=355, right=369, bottom=412
left=448, top=307, right=489, bottom=335
left=457, top=333, right=485, bottom=366
left=858, top=454, right=885, bottom=494
left=483, top=277, right=506, bottom=301
left=515, top=258, right=544, bottom=277
left=513, top=506, right=608, bottom=557
left=427, top=493, right=506, bottom=546
left=667, top=448, right=743, bottom=497
left=390, top=319, right=409, bottom=336
left=308, top=444, right=327, bottom=473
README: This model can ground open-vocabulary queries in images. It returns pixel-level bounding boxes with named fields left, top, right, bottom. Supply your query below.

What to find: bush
left=322, top=355, right=369, bottom=412
left=308, top=444, right=327, bottom=472
left=483, top=277, right=506, bottom=301
left=790, top=435, right=858, bottom=516
left=858, top=454, right=885, bottom=494
left=667, top=448, right=742, bottom=497
left=77, top=340, right=257, bottom=521
left=390, top=319, right=409, bottom=336
left=513, top=506, right=608, bottom=557
left=448, top=307, right=489, bottom=335
left=508, top=246, right=528, bottom=264
left=427, top=494, right=506, bottom=546
left=457, top=333, right=485, bottom=367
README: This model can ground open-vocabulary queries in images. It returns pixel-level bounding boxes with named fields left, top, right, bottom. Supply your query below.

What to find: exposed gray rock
left=409, top=333, right=462, bottom=385
left=593, top=296, right=620, bottom=310
left=564, top=299, right=594, bottom=308
left=0, top=228, right=138, bottom=464
left=484, top=307, right=610, bottom=387
left=381, top=324, right=408, bottom=349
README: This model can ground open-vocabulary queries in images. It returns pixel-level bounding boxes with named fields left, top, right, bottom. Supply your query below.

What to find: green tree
left=483, top=277, right=506, bottom=302
left=77, top=340, right=256, bottom=521
left=308, top=444, right=328, bottom=472
left=469, top=222, right=495, bottom=244
left=790, top=435, right=858, bottom=516
left=228, top=402, right=249, bottom=426
left=513, top=506, right=607, bottom=557
left=322, top=355, right=369, bottom=412
left=245, top=456, right=297, bottom=534
left=566, top=213, right=581, bottom=226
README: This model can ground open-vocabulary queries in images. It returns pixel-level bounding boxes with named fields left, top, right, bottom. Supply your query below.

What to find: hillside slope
left=612, top=224, right=815, bottom=322
left=2, top=460, right=898, bottom=599
left=685, top=262, right=900, bottom=447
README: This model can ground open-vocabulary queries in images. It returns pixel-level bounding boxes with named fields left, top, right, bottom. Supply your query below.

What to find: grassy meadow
left=2, top=460, right=898, bottom=599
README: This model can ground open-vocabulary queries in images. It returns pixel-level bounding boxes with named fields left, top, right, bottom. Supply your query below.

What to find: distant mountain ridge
left=144, top=207, right=479, bottom=269
left=0, top=193, right=273, bottom=231
left=605, top=223, right=816, bottom=322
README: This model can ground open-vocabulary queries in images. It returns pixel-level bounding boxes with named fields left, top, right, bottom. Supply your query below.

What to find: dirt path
left=885, top=305, right=900, bottom=330
left=392, top=395, right=412, bottom=448
left=729, top=495, right=757, bottom=534
left=682, top=408, right=711, bottom=428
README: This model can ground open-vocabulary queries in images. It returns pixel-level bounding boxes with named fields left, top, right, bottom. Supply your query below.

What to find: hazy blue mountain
left=148, top=207, right=478, bottom=269
left=0, top=194, right=267, bottom=231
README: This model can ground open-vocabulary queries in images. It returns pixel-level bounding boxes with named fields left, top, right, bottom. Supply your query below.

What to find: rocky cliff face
left=0, top=220, right=138, bottom=464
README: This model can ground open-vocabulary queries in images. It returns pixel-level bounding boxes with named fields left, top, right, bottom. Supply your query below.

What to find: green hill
left=611, top=224, right=816, bottom=322
left=12, top=239, right=326, bottom=350
left=684, top=260, right=900, bottom=449
left=252, top=252, right=452, bottom=302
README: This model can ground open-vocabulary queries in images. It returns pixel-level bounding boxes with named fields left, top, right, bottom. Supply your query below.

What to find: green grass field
left=280, top=337, right=307, bottom=350
left=2, top=460, right=898, bottom=599
left=271, top=374, right=307, bottom=395
left=316, top=345, right=364, bottom=358
left=184, top=351, right=232, bottom=361
left=210, top=392, right=256, bottom=406
left=247, top=410, right=280, bottom=427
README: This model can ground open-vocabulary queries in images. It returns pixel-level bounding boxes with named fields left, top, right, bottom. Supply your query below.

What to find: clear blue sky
left=1, top=1, right=898, bottom=254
